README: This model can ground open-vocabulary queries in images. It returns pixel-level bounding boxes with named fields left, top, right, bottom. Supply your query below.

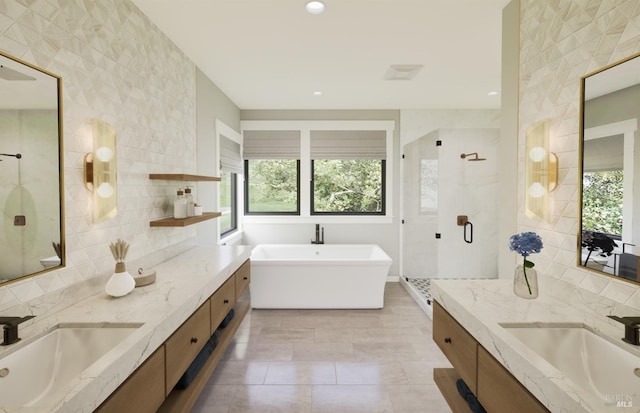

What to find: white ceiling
left=131, top=0, right=510, bottom=110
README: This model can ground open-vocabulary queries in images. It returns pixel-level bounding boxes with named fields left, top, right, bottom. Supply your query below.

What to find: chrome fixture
left=460, top=152, right=486, bottom=161
left=311, top=224, right=324, bottom=244
left=608, top=315, right=640, bottom=345
left=0, top=316, right=35, bottom=345
left=0, top=153, right=21, bottom=161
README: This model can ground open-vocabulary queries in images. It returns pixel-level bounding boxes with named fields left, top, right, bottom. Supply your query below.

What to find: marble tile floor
left=192, top=283, right=452, bottom=413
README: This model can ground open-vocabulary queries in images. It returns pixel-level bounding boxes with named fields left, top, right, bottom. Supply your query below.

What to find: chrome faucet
left=608, top=315, right=640, bottom=345
left=0, top=316, right=35, bottom=346
left=311, top=224, right=324, bottom=244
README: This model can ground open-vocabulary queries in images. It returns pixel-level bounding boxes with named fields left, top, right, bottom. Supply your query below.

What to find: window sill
left=242, top=215, right=394, bottom=225
left=220, top=230, right=244, bottom=245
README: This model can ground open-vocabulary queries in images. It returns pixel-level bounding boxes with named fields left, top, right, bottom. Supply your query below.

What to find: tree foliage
left=582, top=170, right=623, bottom=235
left=313, top=160, right=382, bottom=213
left=247, top=160, right=298, bottom=212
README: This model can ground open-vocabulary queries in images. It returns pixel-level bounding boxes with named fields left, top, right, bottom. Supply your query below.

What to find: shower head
left=460, top=152, right=486, bottom=161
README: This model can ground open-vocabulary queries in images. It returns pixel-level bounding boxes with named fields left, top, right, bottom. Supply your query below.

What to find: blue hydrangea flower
left=509, top=232, right=543, bottom=295
left=509, top=232, right=543, bottom=258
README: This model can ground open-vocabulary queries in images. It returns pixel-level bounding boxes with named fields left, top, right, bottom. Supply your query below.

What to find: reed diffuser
left=105, top=239, right=135, bottom=297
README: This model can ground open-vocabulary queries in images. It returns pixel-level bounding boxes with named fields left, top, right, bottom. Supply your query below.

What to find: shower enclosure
left=401, top=128, right=499, bottom=313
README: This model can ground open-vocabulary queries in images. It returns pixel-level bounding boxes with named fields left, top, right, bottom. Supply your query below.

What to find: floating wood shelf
left=149, top=174, right=221, bottom=227
left=149, top=212, right=222, bottom=227
left=149, top=174, right=221, bottom=182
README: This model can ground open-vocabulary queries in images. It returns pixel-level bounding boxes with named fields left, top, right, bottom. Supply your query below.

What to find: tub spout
left=311, top=224, right=324, bottom=244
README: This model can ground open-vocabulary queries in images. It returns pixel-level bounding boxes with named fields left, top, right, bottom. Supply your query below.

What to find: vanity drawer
left=234, top=260, right=251, bottom=300
left=165, top=300, right=211, bottom=395
left=433, top=300, right=478, bottom=393
left=96, top=346, right=165, bottom=413
left=211, top=275, right=236, bottom=331
left=477, top=346, right=549, bottom=413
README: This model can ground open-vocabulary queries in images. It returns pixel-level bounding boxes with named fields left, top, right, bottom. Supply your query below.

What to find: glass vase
left=513, top=264, right=538, bottom=299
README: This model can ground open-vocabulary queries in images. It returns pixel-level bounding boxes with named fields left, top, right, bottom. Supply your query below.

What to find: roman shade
left=243, top=130, right=301, bottom=159
left=310, top=130, right=386, bottom=160
left=219, top=134, right=243, bottom=174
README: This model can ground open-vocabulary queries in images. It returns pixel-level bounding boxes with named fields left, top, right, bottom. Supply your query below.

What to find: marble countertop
left=432, top=277, right=640, bottom=413
left=0, top=245, right=252, bottom=413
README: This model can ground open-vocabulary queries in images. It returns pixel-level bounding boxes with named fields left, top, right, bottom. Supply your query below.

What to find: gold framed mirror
left=0, top=51, right=65, bottom=285
left=579, top=52, right=640, bottom=285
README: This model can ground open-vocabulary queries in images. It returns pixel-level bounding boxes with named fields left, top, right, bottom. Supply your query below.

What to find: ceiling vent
left=384, top=65, right=423, bottom=81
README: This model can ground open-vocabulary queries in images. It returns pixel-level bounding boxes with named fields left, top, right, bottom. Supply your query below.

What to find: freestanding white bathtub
left=250, top=244, right=392, bottom=309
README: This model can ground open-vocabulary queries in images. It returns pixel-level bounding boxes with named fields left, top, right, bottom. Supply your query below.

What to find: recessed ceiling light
left=306, top=1, right=325, bottom=15
left=313, top=91, right=323, bottom=96
left=488, top=91, right=499, bottom=96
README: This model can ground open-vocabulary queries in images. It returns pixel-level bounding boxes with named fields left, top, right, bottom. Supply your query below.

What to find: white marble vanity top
left=0, top=245, right=251, bottom=413
left=432, top=277, right=640, bottom=413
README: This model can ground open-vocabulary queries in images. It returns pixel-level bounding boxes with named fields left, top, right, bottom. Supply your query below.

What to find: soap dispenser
left=185, top=186, right=195, bottom=217
left=174, top=188, right=187, bottom=219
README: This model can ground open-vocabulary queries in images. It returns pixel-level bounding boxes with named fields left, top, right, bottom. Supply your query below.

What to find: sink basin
left=502, top=324, right=640, bottom=399
left=0, top=323, right=141, bottom=407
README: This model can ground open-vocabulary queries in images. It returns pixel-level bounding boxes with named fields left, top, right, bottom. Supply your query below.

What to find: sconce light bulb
left=529, top=146, right=546, bottom=162
left=528, top=182, right=546, bottom=198
left=96, top=182, right=114, bottom=198
left=95, top=146, right=114, bottom=162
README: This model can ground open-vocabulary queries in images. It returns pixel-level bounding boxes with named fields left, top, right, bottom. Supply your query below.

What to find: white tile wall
left=518, top=0, right=640, bottom=310
left=0, top=0, right=199, bottom=310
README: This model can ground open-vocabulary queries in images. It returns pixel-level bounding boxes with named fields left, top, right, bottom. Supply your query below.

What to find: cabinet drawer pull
left=243, top=276, right=248, bottom=280
left=444, top=337, right=452, bottom=344
left=224, top=299, right=229, bottom=304
left=190, top=337, right=198, bottom=344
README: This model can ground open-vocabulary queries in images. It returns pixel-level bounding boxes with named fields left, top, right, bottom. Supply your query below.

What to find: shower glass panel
left=402, top=128, right=499, bottom=281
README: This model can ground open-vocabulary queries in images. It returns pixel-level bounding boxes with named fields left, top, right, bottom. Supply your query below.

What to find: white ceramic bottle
left=174, top=189, right=187, bottom=219
left=185, top=186, right=195, bottom=217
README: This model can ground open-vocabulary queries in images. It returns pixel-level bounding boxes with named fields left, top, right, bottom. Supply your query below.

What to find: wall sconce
left=525, top=119, right=558, bottom=221
left=84, top=119, right=117, bottom=223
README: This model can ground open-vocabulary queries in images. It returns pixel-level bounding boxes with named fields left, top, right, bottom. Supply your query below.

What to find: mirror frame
left=578, top=51, right=640, bottom=286
left=0, top=50, right=65, bottom=286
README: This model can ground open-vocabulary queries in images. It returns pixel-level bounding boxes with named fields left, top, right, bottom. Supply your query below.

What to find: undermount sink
left=0, top=323, right=141, bottom=407
left=501, top=323, right=640, bottom=399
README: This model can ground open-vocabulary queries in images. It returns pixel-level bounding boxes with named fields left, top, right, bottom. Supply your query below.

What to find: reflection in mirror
left=0, top=51, right=64, bottom=285
left=580, top=53, right=640, bottom=284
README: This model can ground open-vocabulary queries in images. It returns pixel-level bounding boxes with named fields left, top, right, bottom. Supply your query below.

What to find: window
left=312, top=159, right=385, bottom=214
left=220, top=170, right=237, bottom=235
left=218, top=129, right=242, bottom=238
left=582, top=170, right=623, bottom=235
left=245, top=159, right=300, bottom=214
left=310, top=130, right=386, bottom=215
left=241, top=121, right=393, bottom=219
left=243, top=130, right=301, bottom=215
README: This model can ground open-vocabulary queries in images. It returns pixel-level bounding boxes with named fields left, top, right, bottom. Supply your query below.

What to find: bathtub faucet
left=311, top=224, right=324, bottom=244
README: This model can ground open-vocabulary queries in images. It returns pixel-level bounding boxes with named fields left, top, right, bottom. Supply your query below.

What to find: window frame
left=220, top=171, right=238, bottom=237
left=310, top=159, right=386, bottom=215
left=241, top=120, right=395, bottom=224
left=244, top=159, right=301, bottom=215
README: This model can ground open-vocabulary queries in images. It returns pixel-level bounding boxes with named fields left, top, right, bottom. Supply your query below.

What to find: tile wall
left=0, top=0, right=198, bottom=311
left=518, top=0, right=640, bottom=310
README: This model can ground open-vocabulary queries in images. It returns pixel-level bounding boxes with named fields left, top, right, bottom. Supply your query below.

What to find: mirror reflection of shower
left=460, top=152, right=486, bottom=161
left=0, top=153, right=22, bottom=161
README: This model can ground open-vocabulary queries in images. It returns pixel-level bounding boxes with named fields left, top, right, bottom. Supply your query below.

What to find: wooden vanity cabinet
left=433, top=301, right=477, bottom=393
left=477, top=346, right=549, bottom=413
left=95, top=346, right=165, bottom=413
left=234, top=260, right=250, bottom=300
left=165, top=300, right=211, bottom=394
left=97, top=260, right=250, bottom=413
left=210, top=275, right=236, bottom=331
left=433, top=300, right=550, bottom=413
